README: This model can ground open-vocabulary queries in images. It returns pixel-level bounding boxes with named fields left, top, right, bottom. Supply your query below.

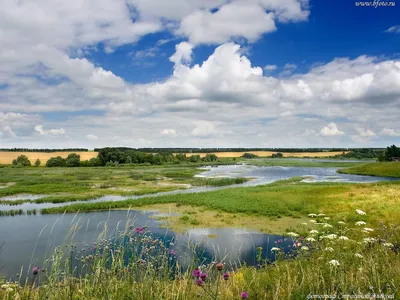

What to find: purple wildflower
left=135, top=227, right=144, bottom=233
left=169, top=250, right=176, bottom=256
left=277, top=239, right=283, bottom=243
left=223, top=272, right=230, bottom=280
left=241, top=291, right=249, bottom=299
left=200, top=273, right=208, bottom=281
left=193, top=269, right=201, bottom=278
left=195, top=279, right=204, bottom=286
left=32, top=267, right=40, bottom=276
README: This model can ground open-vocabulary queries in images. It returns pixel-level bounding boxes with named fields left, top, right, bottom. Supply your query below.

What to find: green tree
left=12, top=155, right=31, bottom=167
left=203, top=153, right=218, bottom=162
left=34, top=159, right=41, bottom=167
left=271, top=152, right=283, bottom=158
left=189, top=154, right=201, bottom=163
left=46, top=156, right=66, bottom=167
left=242, top=153, right=258, bottom=159
left=384, top=145, right=400, bottom=161
left=65, top=153, right=81, bottom=167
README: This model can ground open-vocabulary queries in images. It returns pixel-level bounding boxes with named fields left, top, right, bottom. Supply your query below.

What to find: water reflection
left=0, top=210, right=291, bottom=279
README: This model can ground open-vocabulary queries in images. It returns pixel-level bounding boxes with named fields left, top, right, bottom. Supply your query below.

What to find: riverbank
left=338, top=162, right=400, bottom=178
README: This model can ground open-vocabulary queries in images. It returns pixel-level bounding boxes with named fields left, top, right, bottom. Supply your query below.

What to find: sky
left=1, top=0, right=400, bottom=149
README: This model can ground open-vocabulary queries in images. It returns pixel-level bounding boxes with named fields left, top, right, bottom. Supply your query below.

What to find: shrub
left=46, top=156, right=66, bottom=167
left=34, top=159, right=41, bottom=167
left=12, top=155, right=31, bottom=166
left=65, top=153, right=80, bottom=167
left=242, top=153, right=258, bottom=159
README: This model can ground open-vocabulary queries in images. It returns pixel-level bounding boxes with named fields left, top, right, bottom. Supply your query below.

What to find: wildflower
left=293, top=242, right=302, bottom=247
left=306, top=237, right=316, bottom=242
left=241, top=291, right=249, bottom=299
left=309, top=220, right=317, bottom=223
left=6, top=287, right=13, bottom=292
left=195, top=279, right=204, bottom=286
left=200, top=273, right=208, bottom=281
left=301, top=223, right=308, bottom=226
left=1, top=284, right=9, bottom=289
left=223, top=272, right=230, bottom=280
left=318, top=213, right=325, bottom=217
left=328, top=260, right=340, bottom=267
left=383, top=242, right=394, bottom=248
left=135, top=227, right=144, bottom=233
left=325, top=234, right=338, bottom=240
left=193, top=269, right=201, bottom=278
left=216, top=263, right=224, bottom=271
left=169, top=250, right=176, bottom=256
left=308, top=213, right=317, bottom=217
left=324, top=217, right=330, bottom=220
left=271, top=247, right=280, bottom=252
left=355, top=221, right=366, bottom=226
left=338, top=221, right=346, bottom=225
left=325, top=247, right=334, bottom=252
left=309, top=230, right=319, bottom=234
left=363, top=228, right=374, bottom=233
left=354, top=253, right=363, bottom=258
left=338, top=236, right=349, bottom=241
left=287, top=232, right=299, bottom=237
left=301, top=246, right=309, bottom=251
left=323, top=224, right=333, bottom=229
left=363, top=237, right=376, bottom=244
left=277, top=239, right=283, bottom=243
left=32, top=267, right=40, bottom=276
left=356, top=209, right=366, bottom=215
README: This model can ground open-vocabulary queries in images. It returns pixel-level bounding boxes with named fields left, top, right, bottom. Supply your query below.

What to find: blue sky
left=1, top=0, right=400, bottom=148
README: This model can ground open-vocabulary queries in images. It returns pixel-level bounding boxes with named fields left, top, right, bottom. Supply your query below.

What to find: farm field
left=182, top=151, right=348, bottom=158
left=0, top=151, right=98, bottom=164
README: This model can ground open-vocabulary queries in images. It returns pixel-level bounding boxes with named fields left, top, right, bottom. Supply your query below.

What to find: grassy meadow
left=338, top=162, right=400, bottom=178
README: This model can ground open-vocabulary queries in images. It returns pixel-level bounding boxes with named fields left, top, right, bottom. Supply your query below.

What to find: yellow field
left=0, top=152, right=99, bottom=164
left=184, top=151, right=347, bottom=158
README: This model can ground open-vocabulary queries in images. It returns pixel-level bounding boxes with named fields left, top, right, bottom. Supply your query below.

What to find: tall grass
left=338, top=162, right=400, bottom=178
left=0, top=209, right=398, bottom=299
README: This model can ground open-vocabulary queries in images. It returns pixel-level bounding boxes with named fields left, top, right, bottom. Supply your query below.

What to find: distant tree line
left=377, top=145, right=400, bottom=162
left=94, top=147, right=357, bottom=153
left=1, top=148, right=88, bottom=152
left=334, top=149, right=384, bottom=160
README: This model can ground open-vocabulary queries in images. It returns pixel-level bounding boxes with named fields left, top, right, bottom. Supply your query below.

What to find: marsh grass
left=0, top=210, right=399, bottom=299
left=338, top=162, right=400, bottom=178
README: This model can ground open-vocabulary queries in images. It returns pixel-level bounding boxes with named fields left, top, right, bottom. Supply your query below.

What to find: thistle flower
left=200, top=273, right=208, bottom=281
left=32, top=267, right=40, bottom=276
left=355, top=221, right=366, bottom=226
left=169, top=250, right=176, bottom=256
left=135, top=227, right=144, bottom=233
left=241, top=291, right=249, bottom=299
left=356, top=209, right=366, bottom=215
left=193, top=269, right=201, bottom=278
left=195, top=279, right=204, bottom=286
left=223, top=272, right=230, bottom=280
left=328, top=260, right=340, bottom=267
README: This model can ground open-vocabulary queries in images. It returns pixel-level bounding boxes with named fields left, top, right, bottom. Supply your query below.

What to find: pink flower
left=241, top=291, right=249, bottom=299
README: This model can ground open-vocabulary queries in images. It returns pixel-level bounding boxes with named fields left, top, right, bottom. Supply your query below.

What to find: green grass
left=190, top=177, right=249, bottom=187
left=338, top=162, right=400, bottom=178
left=41, top=178, right=400, bottom=227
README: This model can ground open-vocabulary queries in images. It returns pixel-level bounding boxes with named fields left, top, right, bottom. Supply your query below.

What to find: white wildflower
left=324, top=217, right=331, bottom=220
left=325, top=234, right=338, bottom=240
left=309, top=230, right=319, bottom=234
left=354, top=253, right=363, bottom=259
left=6, top=288, right=13, bottom=293
left=355, top=221, right=366, bottom=226
left=363, top=228, right=374, bottom=233
left=271, top=247, right=280, bottom=252
left=309, top=220, right=317, bottom=223
left=287, top=232, right=299, bottom=237
left=338, top=236, right=349, bottom=241
left=325, top=247, right=334, bottom=252
left=318, top=213, right=325, bottom=217
left=301, top=223, right=308, bottom=226
left=328, top=260, right=340, bottom=267
left=1, top=284, right=9, bottom=289
left=383, top=243, right=394, bottom=248
left=363, top=237, right=376, bottom=244
left=306, top=237, right=316, bottom=242
left=338, top=221, right=346, bottom=225
left=308, top=213, right=317, bottom=218
left=323, top=224, right=333, bottom=229
left=356, top=209, right=366, bottom=215
left=301, top=246, right=309, bottom=251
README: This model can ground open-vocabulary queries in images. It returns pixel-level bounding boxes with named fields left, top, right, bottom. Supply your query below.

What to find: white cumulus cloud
left=320, top=123, right=344, bottom=137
